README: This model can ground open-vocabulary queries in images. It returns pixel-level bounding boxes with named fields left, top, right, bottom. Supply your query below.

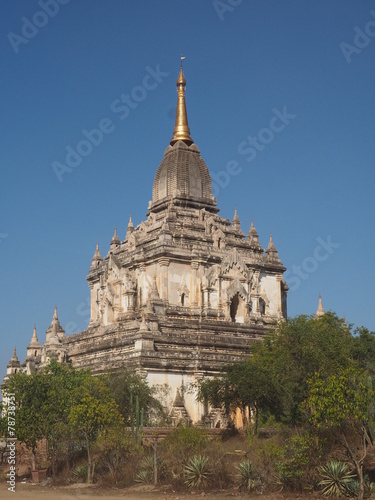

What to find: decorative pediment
left=212, top=228, right=225, bottom=250
left=205, top=265, right=220, bottom=287
left=205, top=215, right=225, bottom=235
left=221, top=248, right=248, bottom=279
left=177, top=276, right=190, bottom=297
left=147, top=212, right=156, bottom=225
left=128, top=232, right=137, bottom=249
left=108, top=255, right=122, bottom=281
left=259, top=287, right=270, bottom=306
left=124, top=272, right=136, bottom=292
left=226, top=277, right=247, bottom=301
left=138, top=220, right=148, bottom=234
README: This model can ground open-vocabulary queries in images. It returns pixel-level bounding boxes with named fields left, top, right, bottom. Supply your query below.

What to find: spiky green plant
left=135, top=455, right=154, bottom=484
left=135, top=454, right=165, bottom=484
left=319, top=460, right=356, bottom=497
left=135, top=468, right=152, bottom=484
left=346, top=475, right=375, bottom=498
left=184, top=455, right=210, bottom=489
left=71, top=464, right=88, bottom=482
left=236, top=460, right=263, bottom=492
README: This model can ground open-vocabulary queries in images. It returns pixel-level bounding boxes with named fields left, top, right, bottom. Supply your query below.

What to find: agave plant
left=135, top=468, right=152, bottom=484
left=184, top=455, right=210, bottom=489
left=319, top=460, right=356, bottom=497
left=236, top=460, right=263, bottom=492
left=135, top=455, right=155, bottom=484
left=71, top=464, right=88, bottom=482
left=345, top=475, right=375, bottom=498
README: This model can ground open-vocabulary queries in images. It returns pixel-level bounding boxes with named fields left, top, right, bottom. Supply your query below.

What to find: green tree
left=6, top=371, right=49, bottom=470
left=101, top=371, right=164, bottom=426
left=0, top=407, right=7, bottom=436
left=352, top=327, right=375, bottom=375
left=200, top=313, right=355, bottom=429
left=94, top=426, right=137, bottom=481
left=250, top=313, right=354, bottom=425
left=199, top=359, right=279, bottom=433
left=42, top=360, right=89, bottom=476
left=305, top=367, right=375, bottom=500
left=4, top=360, right=124, bottom=481
left=68, top=375, right=124, bottom=483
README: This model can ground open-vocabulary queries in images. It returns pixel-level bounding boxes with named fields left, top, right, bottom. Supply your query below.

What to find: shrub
left=184, top=455, right=210, bottom=489
left=135, top=468, right=152, bottom=484
left=273, top=434, right=323, bottom=491
left=94, top=428, right=138, bottom=481
left=135, top=454, right=166, bottom=484
left=346, top=476, right=375, bottom=499
left=318, top=460, right=356, bottom=497
left=236, top=460, right=263, bottom=493
left=71, top=464, right=88, bottom=483
left=162, top=425, right=207, bottom=464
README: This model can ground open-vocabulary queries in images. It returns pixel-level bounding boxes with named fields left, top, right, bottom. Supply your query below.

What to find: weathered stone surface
left=4, top=65, right=288, bottom=424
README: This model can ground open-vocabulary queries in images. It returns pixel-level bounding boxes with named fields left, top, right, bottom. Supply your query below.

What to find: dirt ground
left=0, top=482, right=324, bottom=499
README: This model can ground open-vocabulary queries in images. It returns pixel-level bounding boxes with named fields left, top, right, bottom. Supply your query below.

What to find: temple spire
left=28, top=325, right=40, bottom=347
left=110, top=226, right=120, bottom=247
left=232, top=207, right=242, bottom=233
left=316, top=293, right=325, bottom=317
left=126, top=215, right=134, bottom=235
left=265, top=233, right=281, bottom=263
left=170, top=57, right=193, bottom=146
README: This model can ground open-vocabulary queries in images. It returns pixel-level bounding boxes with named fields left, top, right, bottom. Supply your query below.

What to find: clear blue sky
left=1, top=0, right=374, bottom=378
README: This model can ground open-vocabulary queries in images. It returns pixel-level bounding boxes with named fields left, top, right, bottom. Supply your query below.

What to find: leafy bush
left=162, top=425, right=207, bottom=464
left=94, top=428, right=138, bottom=481
left=184, top=455, right=210, bottom=489
left=273, top=434, right=322, bottom=491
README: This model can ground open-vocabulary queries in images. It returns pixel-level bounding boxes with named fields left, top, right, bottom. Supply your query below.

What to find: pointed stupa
left=6, top=347, right=21, bottom=376
left=26, top=325, right=41, bottom=359
left=169, top=387, right=191, bottom=425
left=28, top=326, right=41, bottom=349
left=9, top=347, right=20, bottom=366
left=232, top=207, right=242, bottom=232
left=316, top=293, right=325, bottom=317
left=145, top=291, right=154, bottom=314
left=126, top=215, right=134, bottom=236
left=90, top=242, right=102, bottom=268
left=151, top=60, right=216, bottom=213
left=343, top=315, right=348, bottom=330
left=173, top=387, right=185, bottom=407
left=248, top=219, right=262, bottom=249
left=170, top=59, right=193, bottom=146
left=110, top=226, right=120, bottom=248
left=139, top=311, right=149, bottom=332
left=265, top=234, right=281, bottom=263
left=45, top=306, right=65, bottom=342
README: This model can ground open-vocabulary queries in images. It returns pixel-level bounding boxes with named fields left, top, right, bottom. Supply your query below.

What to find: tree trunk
left=31, top=446, right=36, bottom=471
left=342, top=430, right=366, bottom=500
left=241, top=406, right=248, bottom=429
left=153, top=439, right=158, bottom=485
left=353, top=459, right=364, bottom=500
left=86, top=435, right=92, bottom=483
left=254, top=405, right=259, bottom=436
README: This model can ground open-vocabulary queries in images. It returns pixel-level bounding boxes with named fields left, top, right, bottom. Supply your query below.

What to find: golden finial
left=170, top=56, right=193, bottom=146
